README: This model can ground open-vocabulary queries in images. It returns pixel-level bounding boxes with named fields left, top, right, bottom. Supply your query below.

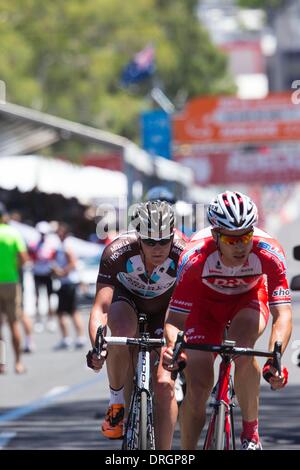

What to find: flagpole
left=150, top=87, right=175, bottom=114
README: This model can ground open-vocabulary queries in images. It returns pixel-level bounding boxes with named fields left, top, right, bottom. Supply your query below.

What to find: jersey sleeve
left=168, top=243, right=201, bottom=317
left=258, top=239, right=291, bottom=306
left=97, top=244, right=117, bottom=286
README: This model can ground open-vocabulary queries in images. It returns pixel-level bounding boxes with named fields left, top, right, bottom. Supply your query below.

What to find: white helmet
left=133, top=201, right=175, bottom=240
left=207, top=191, right=258, bottom=230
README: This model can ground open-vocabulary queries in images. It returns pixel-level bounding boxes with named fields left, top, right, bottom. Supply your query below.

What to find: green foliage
left=0, top=0, right=234, bottom=142
left=237, top=0, right=285, bottom=9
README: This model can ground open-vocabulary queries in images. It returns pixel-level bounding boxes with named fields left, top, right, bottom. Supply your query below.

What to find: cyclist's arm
left=88, top=283, right=114, bottom=347
left=269, top=303, right=292, bottom=354
left=164, top=308, right=186, bottom=348
left=163, top=309, right=187, bottom=370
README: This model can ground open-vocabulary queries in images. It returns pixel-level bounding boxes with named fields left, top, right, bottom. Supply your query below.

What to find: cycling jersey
left=97, top=231, right=186, bottom=317
left=169, top=226, right=291, bottom=344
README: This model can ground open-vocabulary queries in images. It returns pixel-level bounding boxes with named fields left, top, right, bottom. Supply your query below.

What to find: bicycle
left=93, top=313, right=165, bottom=450
left=171, top=332, right=282, bottom=450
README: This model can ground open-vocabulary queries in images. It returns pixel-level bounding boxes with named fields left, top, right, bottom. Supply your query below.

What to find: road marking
left=0, top=432, right=17, bottom=449
left=0, top=376, right=101, bottom=424
left=44, top=386, right=69, bottom=397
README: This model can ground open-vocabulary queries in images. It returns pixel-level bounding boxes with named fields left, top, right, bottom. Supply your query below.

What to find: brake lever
left=271, top=341, right=282, bottom=391
left=93, top=325, right=106, bottom=358
left=170, top=331, right=185, bottom=381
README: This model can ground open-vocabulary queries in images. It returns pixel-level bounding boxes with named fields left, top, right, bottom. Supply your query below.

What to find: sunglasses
left=219, top=230, right=254, bottom=246
left=141, top=236, right=173, bottom=247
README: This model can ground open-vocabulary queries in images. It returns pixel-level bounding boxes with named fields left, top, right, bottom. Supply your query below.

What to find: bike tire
left=122, top=392, right=138, bottom=450
left=214, top=402, right=226, bottom=450
left=139, top=390, right=148, bottom=450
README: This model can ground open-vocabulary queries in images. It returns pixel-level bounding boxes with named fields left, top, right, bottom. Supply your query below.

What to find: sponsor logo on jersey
left=110, top=239, right=130, bottom=252
left=110, top=244, right=132, bottom=261
left=185, top=328, right=195, bottom=336
left=258, top=241, right=286, bottom=267
left=98, top=273, right=111, bottom=279
left=177, top=245, right=202, bottom=281
left=186, top=333, right=205, bottom=341
left=117, top=272, right=175, bottom=298
left=210, top=278, right=250, bottom=288
left=272, top=287, right=290, bottom=297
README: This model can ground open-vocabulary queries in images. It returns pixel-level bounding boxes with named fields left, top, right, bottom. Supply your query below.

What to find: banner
left=175, top=146, right=300, bottom=185
left=173, top=93, right=300, bottom=144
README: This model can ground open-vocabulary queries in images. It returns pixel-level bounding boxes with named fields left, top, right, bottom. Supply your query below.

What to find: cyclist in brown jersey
left=87, top=201, right=186, bottom=449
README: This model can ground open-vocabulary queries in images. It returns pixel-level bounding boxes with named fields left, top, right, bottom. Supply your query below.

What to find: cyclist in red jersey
left=163, top=191, right=292, bottom=450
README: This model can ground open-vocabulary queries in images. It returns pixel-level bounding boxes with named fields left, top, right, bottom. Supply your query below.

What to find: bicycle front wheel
left=214, top=402, right=226, bottom=450
left=139, top=390, right=148, bottom=450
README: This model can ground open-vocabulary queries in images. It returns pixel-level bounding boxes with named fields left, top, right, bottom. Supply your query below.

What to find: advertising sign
left=173, top=93, right=300, bottom=145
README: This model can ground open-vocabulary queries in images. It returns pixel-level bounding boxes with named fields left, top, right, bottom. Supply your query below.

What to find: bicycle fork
left=204, top=357, right=236, bottom=450
left=124, top=347, right=155, bottom=449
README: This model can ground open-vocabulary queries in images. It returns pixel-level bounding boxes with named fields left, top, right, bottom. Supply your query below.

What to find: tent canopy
left=0, top=155, right=127, bottom=204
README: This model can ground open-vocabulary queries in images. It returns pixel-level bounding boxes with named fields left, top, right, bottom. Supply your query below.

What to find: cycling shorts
left=111, top=287, right=165, bottom=338
left=185, top=285, right=270, bottom=345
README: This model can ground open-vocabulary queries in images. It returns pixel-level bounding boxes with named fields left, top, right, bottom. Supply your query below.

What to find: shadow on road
left=0, top=385, right=299, bottom=450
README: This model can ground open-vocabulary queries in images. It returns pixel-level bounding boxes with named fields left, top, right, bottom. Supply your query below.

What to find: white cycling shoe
left=241, top=439, right=262, bottom=450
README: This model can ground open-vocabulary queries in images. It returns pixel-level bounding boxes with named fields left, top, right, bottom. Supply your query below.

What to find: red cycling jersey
left=169, top=226, right=291, bottom=344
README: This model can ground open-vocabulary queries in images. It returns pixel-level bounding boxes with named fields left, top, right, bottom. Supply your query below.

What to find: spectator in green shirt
left=0, top=202, right=28, bottom=373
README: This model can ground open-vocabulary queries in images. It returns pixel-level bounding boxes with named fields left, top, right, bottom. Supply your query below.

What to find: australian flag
left=121, top=45, right=155, bottom=86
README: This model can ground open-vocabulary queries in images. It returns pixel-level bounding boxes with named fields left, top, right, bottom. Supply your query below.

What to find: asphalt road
left=1, top=301, right=300, bottom=451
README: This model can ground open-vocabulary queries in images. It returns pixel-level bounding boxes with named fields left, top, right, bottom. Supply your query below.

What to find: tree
left=0, top=0, right=234, bottom=142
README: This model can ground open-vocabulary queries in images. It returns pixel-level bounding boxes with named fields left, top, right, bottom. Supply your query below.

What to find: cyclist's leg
left=179, top=298, right=226, bottom=450
left=106, top=300, right=138, bottom=391
left=152, top=351, right=178, bottom=450
left=227, top=292, right=269, bottom=447
left=102, top=296, right=138, bottom=439
left=180, top=349, right=214, bottom=450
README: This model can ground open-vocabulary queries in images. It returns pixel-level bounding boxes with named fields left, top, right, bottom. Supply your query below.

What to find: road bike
left=94, top=313, right=165, bottom=450
left=171, top=332, right=282, bottom=450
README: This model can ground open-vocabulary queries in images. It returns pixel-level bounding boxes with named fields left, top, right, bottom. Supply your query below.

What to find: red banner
left=173, top=93, right=300, bottom=145
left=175, top=146, right=300, bottom=185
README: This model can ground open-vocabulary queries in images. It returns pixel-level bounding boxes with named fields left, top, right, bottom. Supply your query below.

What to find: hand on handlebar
left=162, top=346, right=187, bottom=372
left=262, top=358, right=288, bottom=389
left=86, top=325, right=108, bottom=372
left=86, top=346, right=108, bottom=372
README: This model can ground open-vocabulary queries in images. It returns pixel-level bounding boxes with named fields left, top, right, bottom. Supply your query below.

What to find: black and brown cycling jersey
left=97, top=231, right=186, bottom=335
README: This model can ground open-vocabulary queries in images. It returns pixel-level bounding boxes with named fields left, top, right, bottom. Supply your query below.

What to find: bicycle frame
left=124, top=330, right=155, bottom=450
left=171, top=336, right=282, bottom=451
left=204, top=344, right=236, bottom=450
left=94, top=314, right=165, bottom=450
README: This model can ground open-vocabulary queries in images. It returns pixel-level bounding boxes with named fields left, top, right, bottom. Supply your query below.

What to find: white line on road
left=0, top=375, right=101, bottom=425
left=43, top=386, right=69, bottom=398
